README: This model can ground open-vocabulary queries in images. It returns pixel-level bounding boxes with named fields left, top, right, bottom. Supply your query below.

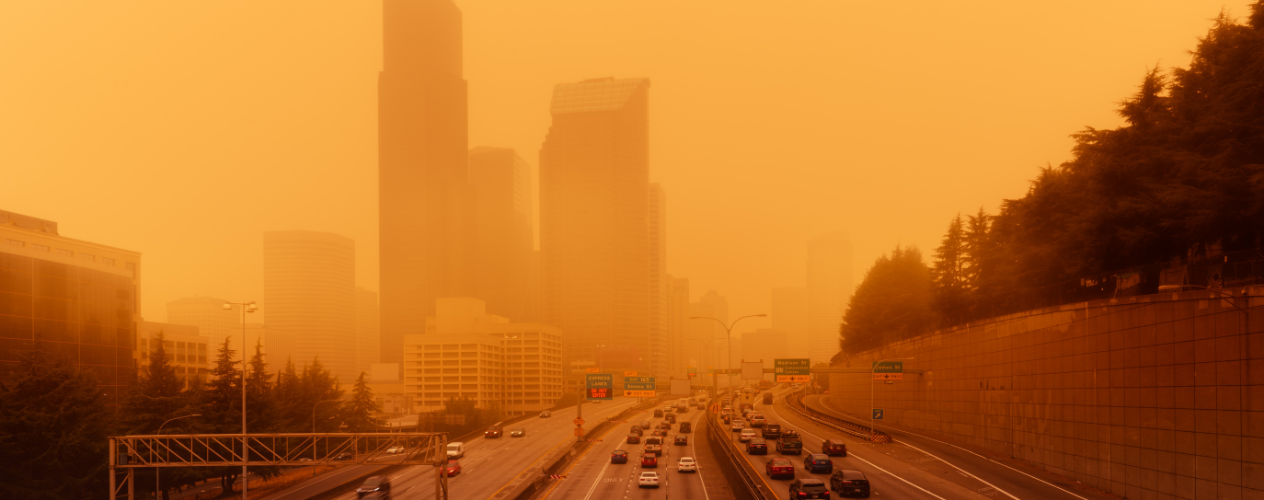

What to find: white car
left=446, top=442, right=465, bottom=459
left=739, top=428, right=758, bottom=442
left=677, top=457, right=697, bottom=473
left=385, top=446, right=403, bottom=454
left=730, top=419, right=745, bottom=431
left=639, top=471, right=661, bottom=488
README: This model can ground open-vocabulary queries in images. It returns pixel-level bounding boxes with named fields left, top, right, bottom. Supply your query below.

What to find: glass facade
left=0, top=252, right=136, bottom=405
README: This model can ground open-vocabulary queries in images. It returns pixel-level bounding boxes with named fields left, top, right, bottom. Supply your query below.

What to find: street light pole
left=685, top=337, right=725, bottom=400
left=155, top=414, right=201, bottom=500
left=312, top=399, right=341, bottom=476
left=223, top=300, right=257, bottom=499
left=689, top=314, right=765, bottom=391
left=870, top=357, right=915, bottom=437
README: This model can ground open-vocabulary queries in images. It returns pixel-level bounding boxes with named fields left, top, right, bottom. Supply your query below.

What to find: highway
left=267, top=397, right=640, bottom=500
left=539, top=399, right=712, bottom=500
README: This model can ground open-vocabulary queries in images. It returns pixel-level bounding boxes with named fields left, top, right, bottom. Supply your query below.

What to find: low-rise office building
left=138, top=320, right=209, bottom=389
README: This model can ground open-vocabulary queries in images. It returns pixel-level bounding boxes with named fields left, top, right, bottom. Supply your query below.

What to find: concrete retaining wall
left=829, top=287, right=1263, bottom=500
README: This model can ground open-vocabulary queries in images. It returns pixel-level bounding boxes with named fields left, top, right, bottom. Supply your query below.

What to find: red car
left=641, top=454, right=658, bottom=468
left=766, top=458, right=794, bottom=479
left=446, top=459, right=461, bottom=477
left=627, top=434, right=641, bottom=444
left=822, top=439, right=847, bottom=457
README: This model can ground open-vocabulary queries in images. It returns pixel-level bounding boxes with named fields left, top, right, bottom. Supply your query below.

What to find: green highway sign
left=585, top=373, right=613, bottom=400
left=774, top=358, right=811, bottom=383
left=871, top=361, right=904, bottom=373
left=623, top=376, right=656, bottom=397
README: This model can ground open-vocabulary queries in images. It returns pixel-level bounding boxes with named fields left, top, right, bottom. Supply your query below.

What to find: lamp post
left=222, top=300, right=257, bottom=499
left=870, top=357, right=915, bottom=437
left=155, top=414, right=201, bottom=500
left=688, top=314, right=766, bottom=391
left=312, top=399, right=342, bottom=476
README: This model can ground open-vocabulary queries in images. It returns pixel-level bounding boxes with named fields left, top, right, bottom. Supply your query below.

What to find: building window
left=5, top=238, right=23, bottom=247
left=101, top=257, right=115, bottom=266
left=31, top=244, right=49, bottom=252
left=57, top=249, right=73, bottom=256
left=79, top=253, right=95, bottom=262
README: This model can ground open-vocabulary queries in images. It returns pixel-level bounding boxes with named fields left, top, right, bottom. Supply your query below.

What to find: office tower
left=138, top=321, right=208, bottom=389
left=0, top=210, right=141, bottom=404
left=469, top=147, right=534, bottom=321
left=356, top=287, right=380, bottom=377
left=540, top=77, right=651, bottom=375
left=379, top=0, right=473, bottom=369
left=772, top=287, right=809, bottom=358
left=647, top=184, right=668, bottom=378
left=687, top=290, right=729, bottom=375
left=740, top=328, right=789, bottom=365
left=264, top=231, right=357, bottom=383
left=666, top=276, right=689, bottom=377
left=806, top=232, right=853, bottom=364
left=246, top=323, right=293, bottom=369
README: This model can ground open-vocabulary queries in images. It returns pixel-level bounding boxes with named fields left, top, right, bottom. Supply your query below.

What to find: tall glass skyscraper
left=264, top=231, right=356, bottom=383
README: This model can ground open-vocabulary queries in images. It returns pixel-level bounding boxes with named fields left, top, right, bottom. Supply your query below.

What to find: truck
left=644, top=436, right=664, bottom=457
left=776, top=430, right=802, bottom=455
left=762, top=392, right=773, bottom=404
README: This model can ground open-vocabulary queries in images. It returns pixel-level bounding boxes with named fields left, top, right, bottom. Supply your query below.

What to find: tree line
left=842, top=4, right=1264, bottom=355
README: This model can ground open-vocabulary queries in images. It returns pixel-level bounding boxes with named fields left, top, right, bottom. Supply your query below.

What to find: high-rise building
left=0, top=210, right=141, bottom=405
left=647, top=184, right=668, bottom=378
left=740, top=328, right=789, bottom=365
left=379, top=0, right=473, bottom=369
left=687, top=290, right=729, bottom=375
left=264, top=231, right=357, bottom=383
left=666, top=276, right=690, bottom=378
left=772, top=287, right=809, bottom=359
left=356, top=287, right=381, bottom=378
left=540, top=77, right=651, bottom=379
left=469, top=147, right=534, bottom=321
left=806, top=232, right=853, bottom=364
left=138, top=321, right=208, bottom=389
left=246, top=323, right=292, bottom=369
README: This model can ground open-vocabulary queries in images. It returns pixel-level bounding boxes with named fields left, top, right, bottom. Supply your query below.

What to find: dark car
left=356, top=476, right=391, bottom=499
left=657, top=422, right=671, bottom=431
left=639, top=420, right=653, bottom=430
left=746, top=438, right=769, bottom=455
left=762, top=423, right=782, bottom=439
left=540, top=411, right=551, bottom=418
left=674, top=435, right=688, bottom=446
left=679, top=422, right=692, bottom=433
left=627, top=434, right=641, bottom=444
left=789, top=478, right=830, bottom=499
left=484, top=426, right=502, bottom=438
left=654, top=409, right=664, bottom=417
left=804, top=454, right=833, bottom=473
left=651, top=429, right=667, bottom=437
left=676, top=405, right=688, bottom=413
left=509, top=427, right=526, bottom=437
left=664, top=414, right=677, bottom=424
left=641, top=454, right=658, bottom=468
left=822, top=439, right=848, bottom=457
left=611, top=450, right=629, bottom=464
left=830, top=470, right=870, bottom=498
left=630, top=426, right=644, bottom=436
left=765, top=457, right=794, bottom=479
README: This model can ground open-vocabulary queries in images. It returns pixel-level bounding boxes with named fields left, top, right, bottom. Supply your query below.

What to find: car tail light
left=798, top=493, right=807, bottom=498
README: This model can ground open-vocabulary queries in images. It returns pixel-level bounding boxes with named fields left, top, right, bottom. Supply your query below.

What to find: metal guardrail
left=785, top=391, right=891, bottom=444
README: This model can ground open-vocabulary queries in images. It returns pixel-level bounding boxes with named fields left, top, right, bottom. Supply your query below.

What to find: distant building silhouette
left=687, top=290, right=729, bottom=374
left=772, top=286, right=809, bottom=358
left=264, top=231, right=356, bottom=383
left=647, top=183, right=668, bottom=378
left=355, top=287, right=380, bottom=377
left=378, top=0, right=473, bottom=370
left=540, top=77, right=652, bottom=381
left=469, top=147, right=535, bottom=321
left=666, top=276, right=690, bottom=378
left=807, top=232, right=853, bottom=364
left=138, top=321, right=208, bottom=389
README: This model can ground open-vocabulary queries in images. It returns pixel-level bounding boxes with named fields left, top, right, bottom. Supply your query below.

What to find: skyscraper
left=540, top=77, right=651, bottom=377
left=647, top=184, right=668, bottom=378
left=469, top=147, right=534, bottom=321
left=772, top=286, right=809, bottom=358
left=666, top=276, right=690, bottom=378
left=355, top=287, right=380, bottom=377
left=687, top=290, right=729, bottom=374
left=264, top=231, right=357, bottom=383
left=806, top=232, right=853, bottom=364
left=379, top=0, right=472, bottom=368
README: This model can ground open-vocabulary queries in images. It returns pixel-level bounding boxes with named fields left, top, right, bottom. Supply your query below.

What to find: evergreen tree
left=840, top=246, right=935, bottom=353
left=273, top=357, right=303, bottom=430
left=304, top=358, right=344, bottom=433
left=197, top=337, right=245, bottom=496
left=121, top=331, right=189, bottom=435
left=245, top=340, right=278, bottom=433
left=931, top=215, right=968, bottom=324
left=342, top=372, right=379, bottom=432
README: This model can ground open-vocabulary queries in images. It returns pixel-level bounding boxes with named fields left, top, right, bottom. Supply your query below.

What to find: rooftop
left=549, top=77, right=649, bottom=115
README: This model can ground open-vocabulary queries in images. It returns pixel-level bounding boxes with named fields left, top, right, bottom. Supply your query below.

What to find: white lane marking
left=765, top=399, right=947, bottom=500
left=580, top=437, right=624, bottom=500
left=813, top=397, right=1088, bottom=500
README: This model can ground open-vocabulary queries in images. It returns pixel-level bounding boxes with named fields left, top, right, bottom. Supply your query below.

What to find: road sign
left=872, top=372, right=904, bottom=381
left=687, top=367, right=696, bottom=379
left=585, top=367, right=600, bottom=374
left=872, top=408, right=884, bottom=420
left=573, top=418, right=585, bottom=426
left=624, top=370, right=638, bottom=377
left=774, top=358, right=811, bottom=383
left=624, top=390, right=656, bottom=397
left=872, top=361, right=904, bottom=373
left=585, top=373, right=614, bottom=400
left=623, top=376, right=656, bottom=397
left=574, top=428, right=584, bottom=436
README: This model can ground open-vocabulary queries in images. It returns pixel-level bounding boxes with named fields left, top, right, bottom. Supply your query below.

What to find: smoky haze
left=0, top=0, right=1248, bottom=330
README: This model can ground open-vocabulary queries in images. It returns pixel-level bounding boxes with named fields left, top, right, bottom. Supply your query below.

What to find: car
left=664, top=414, right=677, bottom=424
left=611, top=450, right=629, bottom=464
left=446, top=459, right=461, bottom=477
left=356, top=476, right=391, bottom=499
left=677, top=457, right=697, bottom=473
left=674, top=435, right=688, bottom=446
left=676, top=406, right=688, bottom=413
left=298, top=457, right=313, bottom=462
left=384, top=446, right=402, bottom=454
left=539, top=411, right=551, bottom=418
left=509, top=427, right=526, bottom=437
left=763, top=393, right=774, bottom=404
left=763, top=423, right=782, bottom=439
left=830, top=470, right=871, bottom=498
left=334, top=452, right=353, bottom=460
left=651, top=429, right=666, bottom=437
left=731, top=419, right=746, bottom=431
left=663, top=405, right=673, bottom=412
left=641, top=454, right=658, bottom=468
left=747, top=438, right=769, bottom=455
left=679, top=422, right=692, bottom=433
left=778, top=432, right=804, bottom=455
left=446, top=442, right=464, bottom=459
left=804, top=454, right=834, bottom=473
left=639, top=420, right=652, bottom=430
left=766, top=457, right=794, bottom=479
left=638, top=471, right=661, bottom=488
left=697, top=403, right=706, bottom=410
left=627, top=434, right=641, bottom=444
left=822, top=439, right=848, bottom=457
left=789, top=478, right=830, bottom=499
left=484, top=425, right=503, bottom=438
left=749, top=413, right=767, bottom=427
left=654, top=409, right=664, bottom=418
left=657, top=421, right=671, bottom=431
left=739, top=428, right=758, bottom=442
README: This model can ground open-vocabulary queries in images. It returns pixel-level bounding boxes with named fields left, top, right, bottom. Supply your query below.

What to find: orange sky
left=0, top=1, right=1250, bottom=331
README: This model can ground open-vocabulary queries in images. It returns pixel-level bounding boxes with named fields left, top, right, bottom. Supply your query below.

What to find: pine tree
left=245, top=340, right=278, bottom=433
left=932, top=215, right=968, bottom=324
left=121, top=331, right=189, bottom=435
left=342, top=372, right=379, bottom=432
left=198, top=337, right=245, bottom=495
left=840, top=246, right=935, bottom=353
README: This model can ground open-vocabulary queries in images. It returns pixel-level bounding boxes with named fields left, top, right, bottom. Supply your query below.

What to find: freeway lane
left=318, top=397, right=641, bottom=500
left=737, top=385, right=992, bottom=500
left=540, top=400, right=712, bottom=500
